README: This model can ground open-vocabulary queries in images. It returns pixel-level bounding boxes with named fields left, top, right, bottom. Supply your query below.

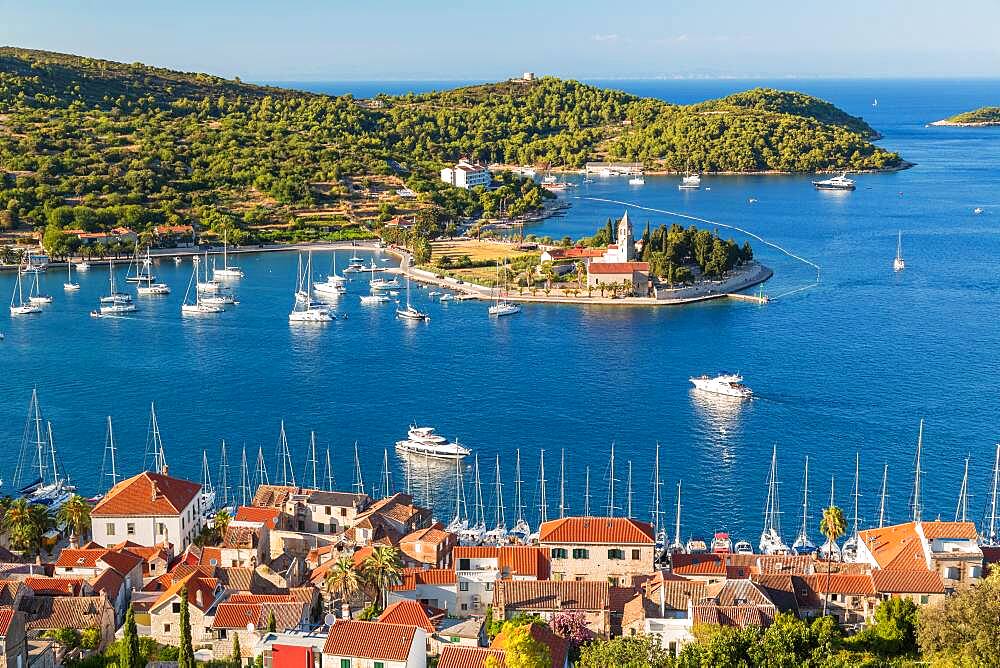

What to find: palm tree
left=213, top=509, right=231, bottom=538
left=2, top=499, right=44, bottom=554
left=819, top=505, right=847, bottom=617
left=362, top=545, right=403, bottom=611
left=324, top=556, right=362, bottom=619
left=56, top=495, right=92, bottom=547
left=575, top=260, right=585, bottom=289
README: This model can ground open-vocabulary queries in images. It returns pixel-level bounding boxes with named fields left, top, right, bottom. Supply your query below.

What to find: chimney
left=195, top=589, right=204, bottom=608
left=659, top=581, right=665, bottom=617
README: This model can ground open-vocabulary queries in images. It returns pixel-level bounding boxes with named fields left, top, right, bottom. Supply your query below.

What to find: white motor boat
left=733, top=540, right=754, bottom=555
left=395, top=426, right=470, bottom=460
left=628, top=176, right=645, bottom=185
left=201, top=293, right=238, bottom=306
left=690, top=373, right=753, bottom=399
left=679, top=173, right=701, bottom=189
left=100, top=302, right=137, bottom=315
left=812, top=172, right=856, bottom=191
left=360, top=294, right=391, bottom=304
left=75, top=262, right=91, bottom=271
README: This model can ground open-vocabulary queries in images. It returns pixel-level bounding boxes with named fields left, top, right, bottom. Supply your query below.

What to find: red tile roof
left=0, top=607, right=13, bottom=636
left=89, top=569, right=125, bottom=599
left=692, top=605, right=775, bottom=628
left=391, top=567, right=457, bottom=591
left=858, top=523, right=928, bottom=571
left=494, top=580, right=609, bottom=611
left=92, top=471, right=201, bottom=517
left=235, top=506, right=282, bottom=529
left=587, top=262, right=649, bottom=274
left=670, top=554, right=726, bottom=576
left=151, top=572, right=218, bottom=613
left=23, top=577, right=85, bottom=596
left=322, top=620, right=418, bottom=661
left=799, top=574, right=875, bottom=596
left=871, top=570, right=946, bottom=594
left=55, top=549, right=104, bottom=569
left=920, top=521, right=978, bottom=540
left=544, top=247, right=606, bottom=260
left=378, top=600, right=436, bottom=632
left=213, top=601, right=305, bottom=630
left=438, top=646, right=506, bottom=668
left=539, top=517, right=654, bottom=545
left=452, top=546, right=550, bottom=579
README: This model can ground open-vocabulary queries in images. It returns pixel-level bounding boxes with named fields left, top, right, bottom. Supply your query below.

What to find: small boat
left=893, top=231, right=905, bottom=272
left=28, top=271, right=53, bottom=304
left=10, top=269, right=42, bottom=315
left=181, top=258, right=222, bottom=315
left=974, top=207, right=984, bottom=215
left=360, top=294, right=391, bottom=304
left=748, top=198, right=758, bottom=204
left=489, top=260, right=520, bottom=316
left=733, top=540, right=754, bottom=555
left=75, top=261, right=91, bottom=271
left=369, top=277, right=400, bottom=290
left=213, top=229, right=244, bottom=279
left=690, top=373, right=752, bottom=399
left=396, top=277, right=428, bottom=321
left=395, top=425, right=470, bottom=460
left=685, top=538, right=708, bottom=554
left=628, top=175, right=645, bottom=185
left=201, top=293, right=238, bottom=306
left=812, top=172, right=856, bottom=191
left=440, top=293, right=453, bottom=302
left=97, top=259, right=136, bottom=315
left=64, top=260, right=80, bottom=291
left=710, top=532, right=733, bottom=554
left=289, top=253, right=332, bottom=322
left=679, top=172, right=701, bottom=190
left=136, top=251, right=170, bottom=295
left=428, top=291, right=441, bottom=297
left=173, top=256, right=183, bottom=264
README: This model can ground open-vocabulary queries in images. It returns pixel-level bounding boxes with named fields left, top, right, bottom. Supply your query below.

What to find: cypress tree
left=178, top=587, right=195, bottom=668
left=120, top=604, right=141, bottom=668
left=266, top=609, right=277, bottom=632
left=231, top=633, right=242, bottom=668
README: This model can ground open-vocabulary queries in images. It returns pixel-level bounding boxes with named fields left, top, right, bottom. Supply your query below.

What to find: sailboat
left=213, top=229, right=244, bottom=279
left=64, top=260, right=80, bottom=291
left=28, top=269, right=53, bottom=304
left=652, top=444, right=667, bottom=555
left=446, top=456, right=469, bottom=535
left=509, top=450, right=531, bottom=543
left=841, top=453, right=862, bottom=562
left=759, top=445, right=791, bottom=555
left=818, top=477, right=843, bottom=561
left=679, top=162, right=701, bottom=190
left=459, top=455, right=487, bottom=545
left=396, top=275, right=429, bottom=321
left=136, top=249, right=170, bottom=295
left=289, top=253, right=333, bottom=322
left=197, top=250, right=223, bottom=294
left=14, top=392, right=74, bottom=509
left=10, top=267, right=42, bottom=315
left=791, top=456, right=817, bottom=554
left=482, top=456, right=507, bottom=545
left=983, top=444, right=1000, bottom=546
left=94, top=258, right=136, bottom=316
left=200, top=450, right=217, bottom=515
left=893, top=231, right=906, bottom=272
left=669, top=481, right=686, bottom=555
left=314, top=252, right=347, bottom=299
left=528, top=449, right=547, bottom=543
left=181, top=258, right=223, bottom=314
left=124, top=243, right=156, bottom=284
left=488, top=259, right=520, bottom=317
left=93, top=416, right=120, bottom=502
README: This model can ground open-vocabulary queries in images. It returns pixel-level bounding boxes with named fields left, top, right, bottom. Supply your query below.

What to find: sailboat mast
left=218, top=440, right=230, bottom=508
left=325, top=446, right=335, bottom=492
left=988, top=444, right=1000, bottom=545
left=584, top=467, right=591, bottom=516
left=31, top=389, right=47, bottom=484
left=607, top=442, right=616, bottom=517
left=514, top=449, right=524, bottom=523
left=912, top=419, right=923, bottom=522
left=474, top=455, right=485, bottom=528
left=201, top=450, right=214, bottom=495
left=308, top=432, right=319, bottom=489
left=46, top=422, right=59, bottom=485
left=453, top=456, right=464, bottom=524
left=254, top=446, right=270, bottom=489
left=799, top=456, right=810, bottom=541
left=955, top=456, right=970, bottom=523
left=381, top=449, right=392, bottom=498
left=653, top=443, right=661, bottom=536
left=494, top=455, right=505, bottom=529
left=538, top=450, right=547, bottom=525
left=559, top=449, right=566, bottom=519
left=104, top=415, right=119, bottom=491
left=627, top=461, right=633, bottom=518
left=851, top=452, right=860, bottom=535
left=239, top=445, right=251, bottom=506
left=674, top=481, right=682, bottom=548
left=353, top=442, right=364, bottom=496
left=878, top=464, right=889, bottom=528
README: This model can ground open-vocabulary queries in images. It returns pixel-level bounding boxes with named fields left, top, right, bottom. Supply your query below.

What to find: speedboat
left=628, top=176, right=645, bottom=185
left=100, top=302, right=137, bottom=315
left=690, top=374, right=753, bottom=399
left=679, top=173, right=701, bottom=190
left=289, top=308, right=332, bottom=322
left=710, top=532, right=733, bottom=554
left=812, top=173, right=856, bottom=191
left=360, top=294, right=391, bottom=304
left=75, top=262, right=91, bottom=271
left=733, top=540, right=754, bottom=555
left=137, top=283, right=171, bottom=295
left=685, top=537, right=708, bottom=554
left=974, top=207, right=984, bottom=215
left=489, top=302, right=521, bottom=317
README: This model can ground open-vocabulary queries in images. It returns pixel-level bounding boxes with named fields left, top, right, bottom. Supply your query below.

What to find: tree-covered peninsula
left=0, top=47, right=902, bottom=245
left=932, top=106, right=1000, bottom=126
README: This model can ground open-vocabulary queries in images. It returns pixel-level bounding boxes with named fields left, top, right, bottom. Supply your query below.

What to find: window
left=163, top=624, right=171, bottom=633
left=920, top=595, right=929, bottom=605
left=572, top=548, right=589, bottom=559
left=325, top=506, right=332, bottom=515
left=298, top=520, right=305, bottom=531
left=550, top=548, right=568, bottom=559
left=485, top=582, right=493, bottom=591
left=127, top=523, right=136, bottom=535
left=340, top=660, right=351, bottom=668
left=461, top=604, right=468, bottom=611
left=632, top=549, right=641, bottom=560
left=157, top=523, right=166, bottom=535
left=172, top=602, right=180, bottom=613
left=218, top=629, right=227, bottom=639
left=608, top=549, right=625, bottom=560
left=317, top=523, right=325, bottom=533
left=459, top=559, right=471, bottom=570
left=374, top=663, right=383, bottom=668
left=340, top=508, right=347, bottom=517
left=459, top=582, right=469, bottom=592
left=106, top=523, right=115, bottom=536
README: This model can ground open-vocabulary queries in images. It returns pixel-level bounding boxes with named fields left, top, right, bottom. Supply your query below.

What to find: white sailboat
left=197, top=251, right=224, bottom=294
left=200, top=450, right=217, bottom=514
left=136, top=249, right=170, bottom=295
left=289, top=253, right=333, bottom=322
left=314, top=252, right=347, bottom=299
left=791, top=456, right=817, bottom=554
left=669, top=481, right=686, bottom=554
left=459, top=455, right=487, bottom=545
left=893, top=231, right=905, bottom=272
left=10, top=268, right=42, bottom=315
left=124, top=244, right=156, bottom=283
left=181, top=257, right=223, bottom=315
left=95, top=258, right=136, bottom=316
left=63, top=260, right=80, bottom=291
left=396, top=275, right=428, bottom=321
left=509, top=450, right=531, bottom=543
left=213, top=229, right=244, bottom=279
left=841, top=453, right=862, bottom=562
left=482, top=456, right=507, bottom=545
left=28, top=270, right=53, bottom=304
left=983, top=444, right=1000, bottom=546
left=488, top=259, right=520, bottom=317
left=759, top=445, right=791, bottom=555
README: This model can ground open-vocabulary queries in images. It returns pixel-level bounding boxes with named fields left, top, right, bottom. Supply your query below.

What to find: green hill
left=0, top=48, right=903, bottom=238
left=934, top=106, right=1000, bottom=126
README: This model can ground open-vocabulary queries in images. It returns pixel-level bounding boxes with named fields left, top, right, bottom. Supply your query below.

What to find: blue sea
left=3, top=79, right=1000, bottom=545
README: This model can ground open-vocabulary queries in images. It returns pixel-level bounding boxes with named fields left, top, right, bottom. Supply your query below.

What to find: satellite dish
left=323, top=613, right=337, bottom=626
left=209, top=559, right=218, bottom=567
left=246, top=623, right=255, bottom=633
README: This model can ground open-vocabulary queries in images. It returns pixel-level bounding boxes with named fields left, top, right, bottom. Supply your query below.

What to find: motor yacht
left=690, top=373, right=753, bottom=399
left=812, top=173, right=856, bottom=191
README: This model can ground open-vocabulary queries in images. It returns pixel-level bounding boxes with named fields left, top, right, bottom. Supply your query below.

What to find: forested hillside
left=0, top=48, right=903, bottom=240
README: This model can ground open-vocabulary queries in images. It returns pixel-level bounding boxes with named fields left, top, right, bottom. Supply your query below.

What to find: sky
left=3, top=0, right=1000, bottom=81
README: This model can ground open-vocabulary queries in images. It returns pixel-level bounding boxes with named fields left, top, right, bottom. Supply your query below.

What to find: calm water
left=3, top=79, right=1000, bottom=544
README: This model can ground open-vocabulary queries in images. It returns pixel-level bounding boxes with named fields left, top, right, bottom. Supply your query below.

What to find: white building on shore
left=441, top=159, right=491, bottom=190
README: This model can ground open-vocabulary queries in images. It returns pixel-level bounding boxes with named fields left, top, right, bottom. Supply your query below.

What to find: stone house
left=539, top=517, right=655, bottom=586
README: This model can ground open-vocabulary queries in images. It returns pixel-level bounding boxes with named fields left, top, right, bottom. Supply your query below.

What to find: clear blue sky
left=3, top=0, right=999, bottom=81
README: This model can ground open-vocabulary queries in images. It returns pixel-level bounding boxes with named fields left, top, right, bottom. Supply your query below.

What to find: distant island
left=0, top=47, right=902, bottom=260
left=932, top=107, right=1000, bottom=127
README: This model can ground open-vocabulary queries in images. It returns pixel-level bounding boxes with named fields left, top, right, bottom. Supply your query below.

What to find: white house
left=90, top=471, right=203, bottom=551
left=440, top=159, right=491, bottom=190
left=322, top=620, right=426, bottom=668
left=452, top=546, right=549, bottom=618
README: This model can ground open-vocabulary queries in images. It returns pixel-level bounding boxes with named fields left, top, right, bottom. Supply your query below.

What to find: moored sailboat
left=759, top=445, right=791, bottom=555
left=792, top=456, right=817, bottom=555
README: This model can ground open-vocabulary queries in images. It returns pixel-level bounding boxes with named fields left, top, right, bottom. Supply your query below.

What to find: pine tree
left=120, top=604, right=141, bottom=668
left=231, top=633, right=242, bottom=668
left=178, top=587, right=196, bottom=668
